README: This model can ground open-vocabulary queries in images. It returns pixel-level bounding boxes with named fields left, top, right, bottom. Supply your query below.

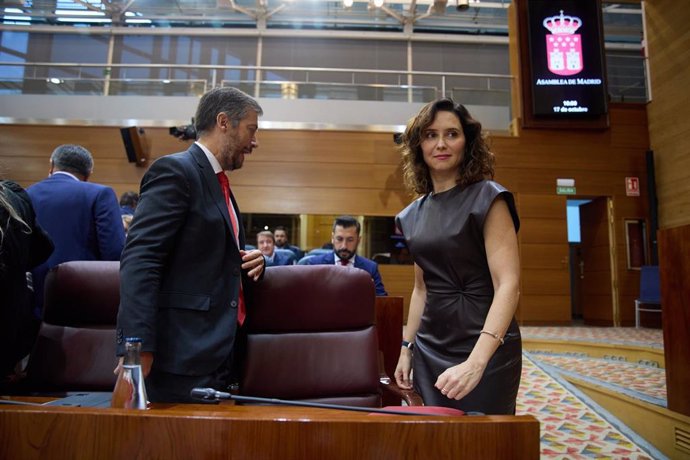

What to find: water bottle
left=111, top=337, right=149, bottom=409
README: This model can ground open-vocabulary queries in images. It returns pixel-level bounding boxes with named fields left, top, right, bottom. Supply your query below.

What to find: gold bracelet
left=480, top=330, right=505, bottom=345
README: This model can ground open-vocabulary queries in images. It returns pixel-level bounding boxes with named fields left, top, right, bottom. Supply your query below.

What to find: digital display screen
left=526, top=0, right=608, bottom=117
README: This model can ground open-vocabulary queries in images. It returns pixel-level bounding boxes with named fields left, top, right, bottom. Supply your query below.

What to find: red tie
left=339, top=258, right=349, bottom=266
left=217, top=172, right=246, bottom=326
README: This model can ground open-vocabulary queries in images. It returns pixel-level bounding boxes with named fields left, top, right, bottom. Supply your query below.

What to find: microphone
left=190, top=387, right=232, bottom=401
left=190, top=387, right=438, bottom=416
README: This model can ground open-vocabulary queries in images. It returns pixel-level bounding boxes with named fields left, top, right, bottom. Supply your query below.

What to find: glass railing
left=0, top=57, right=648, bottom=104
left=0, top=62, right=510, bottom=105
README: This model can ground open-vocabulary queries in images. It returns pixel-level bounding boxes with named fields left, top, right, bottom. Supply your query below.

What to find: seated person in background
left=119, top=191, right=139, bottom=216
left=257, top=230, right=296, bottom=266
left=305, top=215, right=387, bottom=296
left=273, top=225, right=303, bottom=259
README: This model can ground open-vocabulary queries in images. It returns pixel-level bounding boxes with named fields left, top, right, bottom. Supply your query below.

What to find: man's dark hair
left=194, top=87, right=263, bottom=137
left=333, top=215, right=361, bottom=235
left=50, top=144, right=93, bottom=178
left=274, top=225, right=288, bottom=235
left=119, top=191, right=139, bottom=208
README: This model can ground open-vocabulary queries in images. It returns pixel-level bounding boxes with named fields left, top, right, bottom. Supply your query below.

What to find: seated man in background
left=257, top=231, right=296, bottom=266
left=119, top=191, right=138, bottom=235
left=119, top=191, right=139, bottom=216
left=305, top=215, right=387, bottom=296
left=273, top=225, right=303, bottom=259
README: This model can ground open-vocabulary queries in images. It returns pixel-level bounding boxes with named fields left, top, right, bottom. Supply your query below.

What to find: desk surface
left=0, top=399, right=540, bottom=459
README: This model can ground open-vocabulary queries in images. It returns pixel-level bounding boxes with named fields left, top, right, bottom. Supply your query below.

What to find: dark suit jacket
left=116, top=144, right=253, bottom=376
left=266, top=249, right=296, bottom=267
left=27, top=173, right=125, bottom=311
left=306, top=251, right=388, bottom=296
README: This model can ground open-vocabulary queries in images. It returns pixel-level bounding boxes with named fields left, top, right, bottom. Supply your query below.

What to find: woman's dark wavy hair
left=400, top=98, right=495, bottom=195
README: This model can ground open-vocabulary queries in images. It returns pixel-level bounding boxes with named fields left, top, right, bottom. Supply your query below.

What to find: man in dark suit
left=257, top=231, right=296, bottom=266
left=115, top=87, right=266, bottom=403
left=305, top=215, right=388, bottom=296
left=27, top=144, right=125, bottom=313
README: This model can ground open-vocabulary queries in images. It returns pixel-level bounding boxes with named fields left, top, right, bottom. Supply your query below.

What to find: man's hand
left=241, top=249, right=265, bottom=281
left=113, top=352, right=154, bottom=378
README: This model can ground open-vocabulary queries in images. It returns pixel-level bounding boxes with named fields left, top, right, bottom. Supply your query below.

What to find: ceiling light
left=3, top=15, right=30, bottom=21
left=55, top=10, right=105, bottom=16
left=343, top=0, right=354, bottom=7
left=56, top=17, right=112, bottom=23
left=373, top=0, right=385, bottom=8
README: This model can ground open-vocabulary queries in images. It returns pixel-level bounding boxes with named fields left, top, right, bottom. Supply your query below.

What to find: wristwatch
left=401, top=340, right=414, bottom=350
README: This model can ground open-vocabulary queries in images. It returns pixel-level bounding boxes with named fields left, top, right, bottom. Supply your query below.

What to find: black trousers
left=145, top=328, right=247, bottom=403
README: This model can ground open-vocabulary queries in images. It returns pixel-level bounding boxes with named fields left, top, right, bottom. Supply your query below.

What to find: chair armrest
left=379, top=377, right=424, bottom=406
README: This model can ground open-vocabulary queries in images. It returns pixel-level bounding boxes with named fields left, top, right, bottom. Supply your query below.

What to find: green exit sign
left=557, top=186, right=576, bottom=195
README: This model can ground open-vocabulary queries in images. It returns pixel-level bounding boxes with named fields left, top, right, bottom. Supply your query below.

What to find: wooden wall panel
left=519, top=219, right=567, bottom=244
left=0, top=104, right=650, bottom=325
left=515, top=194, right=566, bottom=218
left=519, top=296, right=571, bottom=324
left=646, top=0, right=690, bottom=229
left=521, top=270, right=569, bottom=296
left=583, top=297, right=614, bottom=326
left=378, top=265, right=414, bottom=323
left=659, top=224, right=690, bottom=416
left=520, top=244, right=567, bottom=270
left=232, top=185, right=410, bottom=216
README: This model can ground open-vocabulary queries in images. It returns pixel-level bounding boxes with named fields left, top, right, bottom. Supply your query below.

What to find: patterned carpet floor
left=517, top=327, right=666, bottom=459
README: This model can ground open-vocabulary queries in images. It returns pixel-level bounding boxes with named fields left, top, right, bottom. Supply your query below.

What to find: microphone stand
left=190, top=388, right=436, bottom=416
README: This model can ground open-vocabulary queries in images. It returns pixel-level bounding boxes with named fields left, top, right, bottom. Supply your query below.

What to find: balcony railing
left=0, top=57, right=647, bottom=106
left=0, top=62, right=513, bottom=104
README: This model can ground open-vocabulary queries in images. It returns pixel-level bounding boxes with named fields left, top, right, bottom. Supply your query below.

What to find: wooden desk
left=0, top=402, right=539, bottom=459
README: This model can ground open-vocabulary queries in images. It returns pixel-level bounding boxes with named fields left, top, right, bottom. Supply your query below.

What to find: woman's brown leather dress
left=396, top=180, right=522, bottom=414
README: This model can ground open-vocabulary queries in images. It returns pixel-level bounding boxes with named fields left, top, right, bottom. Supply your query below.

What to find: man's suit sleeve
left=116, top=157, right=190, bottom=355
left=371, top=262, right=388, bottom=296
left=94, top=186, right=126, bottom=260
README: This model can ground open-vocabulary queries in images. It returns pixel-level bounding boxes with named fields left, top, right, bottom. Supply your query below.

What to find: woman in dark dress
left=393, top=99, right=522, bottom=414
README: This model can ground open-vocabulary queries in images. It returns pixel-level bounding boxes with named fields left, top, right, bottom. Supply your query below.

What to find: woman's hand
left=394, top=348, right=414, bottom=389
left=434, top=359, right=486, bottom=400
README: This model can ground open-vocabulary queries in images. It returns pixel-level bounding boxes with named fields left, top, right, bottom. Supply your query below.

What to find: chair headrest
left=639, top=265, right=660, bottom=299
left=247, top=265, right=375, bottom=333
left=43, top=261, right=120, bottom=326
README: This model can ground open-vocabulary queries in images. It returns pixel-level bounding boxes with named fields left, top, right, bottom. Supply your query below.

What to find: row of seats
left=14, top=261, right=418, bottom=408
left=242, top=246, right=329, bottom=265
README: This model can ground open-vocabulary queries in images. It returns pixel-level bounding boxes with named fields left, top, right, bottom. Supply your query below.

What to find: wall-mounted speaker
left=120, top=126, right=150, bottom=167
